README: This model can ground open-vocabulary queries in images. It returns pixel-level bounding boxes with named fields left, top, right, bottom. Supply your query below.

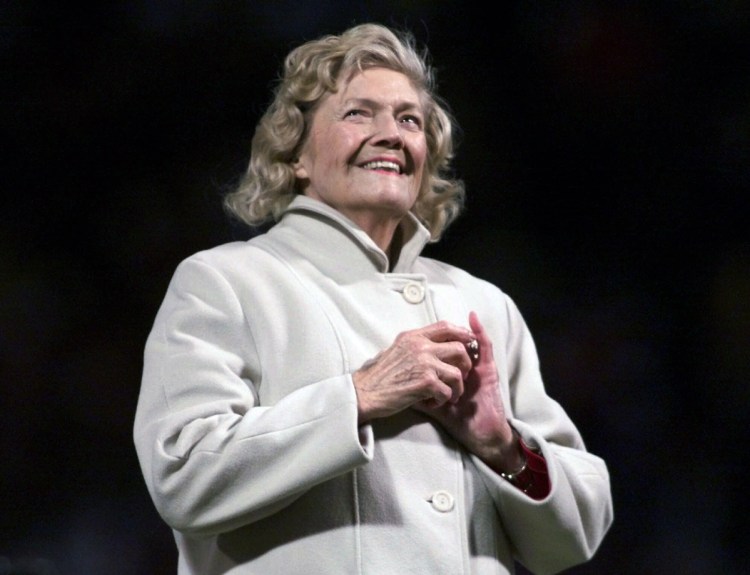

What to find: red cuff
left=513, top=439, right=550, bottom=500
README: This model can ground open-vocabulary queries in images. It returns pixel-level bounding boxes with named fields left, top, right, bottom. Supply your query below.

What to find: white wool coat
left=134, top=196, right=613, bottom=575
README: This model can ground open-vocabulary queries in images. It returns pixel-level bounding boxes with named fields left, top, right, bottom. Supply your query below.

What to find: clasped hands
left=353, top=311, right=522, bottom=472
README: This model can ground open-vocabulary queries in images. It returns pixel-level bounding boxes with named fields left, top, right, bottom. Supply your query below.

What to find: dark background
left=2, top=2, right=748, bottom=574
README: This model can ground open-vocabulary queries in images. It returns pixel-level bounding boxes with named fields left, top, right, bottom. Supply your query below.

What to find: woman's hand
left=413, top=312, right=522, bottom=473
left=353, top=321, right=475, bottom=423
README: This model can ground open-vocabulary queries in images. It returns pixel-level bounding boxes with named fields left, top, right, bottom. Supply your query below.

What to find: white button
left=430, top=490, right=454, bottom=512
left=402, top=282, right=425, bottom=304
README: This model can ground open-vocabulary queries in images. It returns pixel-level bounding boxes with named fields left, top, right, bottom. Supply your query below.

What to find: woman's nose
left=372, top=114, right=404, bottom=147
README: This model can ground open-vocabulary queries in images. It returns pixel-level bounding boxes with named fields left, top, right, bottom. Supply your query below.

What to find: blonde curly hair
left=224, top=23, right=465, bottom=241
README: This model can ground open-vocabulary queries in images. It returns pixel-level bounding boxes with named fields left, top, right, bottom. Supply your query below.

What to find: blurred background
left=2, top=1, right=748, bottom=573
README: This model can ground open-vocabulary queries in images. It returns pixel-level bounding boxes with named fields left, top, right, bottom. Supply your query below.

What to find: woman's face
left=293, top=67, right=428, bottom=245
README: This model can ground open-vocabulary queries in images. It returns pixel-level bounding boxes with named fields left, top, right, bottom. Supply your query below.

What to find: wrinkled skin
left=354, top=311, right=523, bottom=473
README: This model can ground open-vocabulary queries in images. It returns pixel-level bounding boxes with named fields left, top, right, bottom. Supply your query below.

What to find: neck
left=387, top=226, right=405, bottom=271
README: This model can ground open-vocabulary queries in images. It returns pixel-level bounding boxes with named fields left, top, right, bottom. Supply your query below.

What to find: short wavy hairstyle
left=223, top=23, right=465, bottom=241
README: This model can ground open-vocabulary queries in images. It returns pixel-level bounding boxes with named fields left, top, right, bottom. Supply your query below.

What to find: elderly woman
left=134, top=23, right=613, bottom=575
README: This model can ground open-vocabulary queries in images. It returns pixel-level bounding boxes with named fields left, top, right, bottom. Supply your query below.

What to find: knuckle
left=394, top=330, right=411, bottom=345
left=428, top=381, right=450, bottom=401
left=406, top=338, right=430, bottom=358
left=419, top=366, right=438, bottom=384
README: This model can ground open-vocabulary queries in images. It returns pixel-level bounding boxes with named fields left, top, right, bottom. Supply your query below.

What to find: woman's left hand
left=413, top=311, right=523, bottom=473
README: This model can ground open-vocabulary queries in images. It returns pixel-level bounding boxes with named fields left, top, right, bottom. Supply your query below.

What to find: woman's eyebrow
left=342, top=97, right=422, bottom=112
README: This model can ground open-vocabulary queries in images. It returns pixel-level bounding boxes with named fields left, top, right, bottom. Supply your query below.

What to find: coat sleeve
left=133, top=255, right=373, bottom=537
left=470, top=289, right=614, bottom=575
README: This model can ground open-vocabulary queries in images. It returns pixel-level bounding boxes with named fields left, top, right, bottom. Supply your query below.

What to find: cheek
left=332, top=132, right=362, bottom=165
left=413, top=152, right=428, bottom=186
left=411, top=143, right=429, bottom=194
left=410, top=137, right=428, bottom=168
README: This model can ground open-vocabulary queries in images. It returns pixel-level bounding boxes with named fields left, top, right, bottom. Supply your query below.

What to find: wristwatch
left=499, top=456, right=528, bottom=485
left=499, top=429, right=535, bottom=493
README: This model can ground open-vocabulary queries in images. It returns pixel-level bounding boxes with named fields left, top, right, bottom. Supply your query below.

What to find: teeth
left=362, top=160, right=401, bottom=173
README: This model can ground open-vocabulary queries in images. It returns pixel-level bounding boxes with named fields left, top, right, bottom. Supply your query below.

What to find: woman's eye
left=400, top=115, right=422, bottom=128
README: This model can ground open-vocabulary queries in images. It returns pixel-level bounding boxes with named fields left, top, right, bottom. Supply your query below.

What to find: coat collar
left=278, top=195, right=431, bottom=274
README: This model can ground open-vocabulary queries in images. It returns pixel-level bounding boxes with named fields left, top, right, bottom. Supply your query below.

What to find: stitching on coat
left=251, top=236, right=352, bottom=374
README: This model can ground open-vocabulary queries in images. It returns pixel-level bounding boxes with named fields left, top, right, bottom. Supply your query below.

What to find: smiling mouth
left=360, top=160, right=402, bottom=174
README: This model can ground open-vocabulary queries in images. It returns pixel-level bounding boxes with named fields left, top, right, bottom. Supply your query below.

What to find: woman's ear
left=292, top=156, right=308, bottom=180
left=291, top=157, right=309, bottom=194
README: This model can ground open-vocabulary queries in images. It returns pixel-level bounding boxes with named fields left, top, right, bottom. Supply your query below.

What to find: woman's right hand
left=352, top=321, right=476, bottom=424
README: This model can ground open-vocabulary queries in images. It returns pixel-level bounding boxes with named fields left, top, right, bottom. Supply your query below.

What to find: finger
left=468, top=311, right=485, bottom=339
left=443, top=364, right=465, bottom=403
left=421, top=374, right=453, bottom=407
left=434, top=340, right=473, bottom=377
left=428, top=362, right=465, bottom=405
left=468, top=311, right=494, bottom=362
left=418, top=320, right=475, bottom=344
